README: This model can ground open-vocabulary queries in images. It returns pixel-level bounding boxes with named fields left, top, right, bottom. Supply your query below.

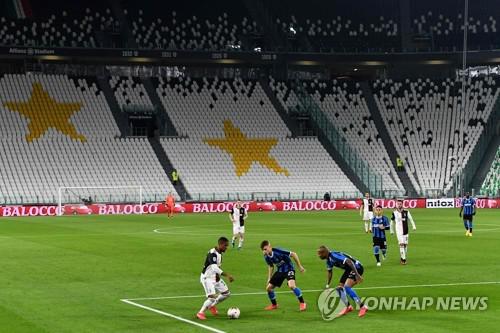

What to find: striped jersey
left=462, top=197, right=476, bottom=215
left=264, top=247, right=294, bottom=273
left=371, top=215, right=390, bottom=239
left=326, top=251, right=362, bottom=271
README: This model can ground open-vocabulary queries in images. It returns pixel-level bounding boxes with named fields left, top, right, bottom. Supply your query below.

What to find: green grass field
left=0, top=208, right=499, bottom=333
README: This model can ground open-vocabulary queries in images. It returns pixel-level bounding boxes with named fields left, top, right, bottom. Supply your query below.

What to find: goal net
left=57, top=186, right=143, bottom=216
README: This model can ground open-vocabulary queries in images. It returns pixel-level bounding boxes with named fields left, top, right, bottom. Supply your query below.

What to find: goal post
left=57, top=186, right=143, bottom=216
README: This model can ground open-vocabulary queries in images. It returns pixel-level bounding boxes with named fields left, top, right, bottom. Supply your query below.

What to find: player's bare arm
left=266, top=265, right=274, bottom=286
left=290, top=252, right=305, bottom=272
left=326, top=270, right=333, bottom=288
left=222, top=271, right=234, bottom=282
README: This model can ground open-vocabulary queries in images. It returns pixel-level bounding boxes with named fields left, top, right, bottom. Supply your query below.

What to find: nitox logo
left=426, top=198, right=455, bottom=208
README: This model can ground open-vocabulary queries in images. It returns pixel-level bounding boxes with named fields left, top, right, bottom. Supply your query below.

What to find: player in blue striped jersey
left=260, top=240, right=307, bottom=311
left=318, top=246, right=368, bottom=317
left=459, top=192, right=476, bottom=237
left=370, top=205, right=391, bottom=266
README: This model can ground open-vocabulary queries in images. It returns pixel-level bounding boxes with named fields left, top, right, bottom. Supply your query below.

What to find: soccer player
left=390, top=199, right=416, bottom=265
left=165, top=192, right=175, bottom=218
left=459, top=192, right=476, bottom=237
left=196, top=237, right=234, bottom=321
left=360, top=192, right=375, bottom=233
left=260, top=240, right=307, bottom=311
left=229, top=201, right=247, bottom=250
left=370, top=205, right=390, bottom=266
left=317, top=245, right=368, bottom=317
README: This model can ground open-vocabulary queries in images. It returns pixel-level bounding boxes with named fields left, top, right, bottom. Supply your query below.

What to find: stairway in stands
left=360, top=81, right=418, bottom=196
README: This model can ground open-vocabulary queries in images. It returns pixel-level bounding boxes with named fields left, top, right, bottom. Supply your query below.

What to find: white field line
left=121, top=299, right=226, bottom=333
left=125, top=281, right=500, bottom=301
left=153, top=225, right=500, bottom=236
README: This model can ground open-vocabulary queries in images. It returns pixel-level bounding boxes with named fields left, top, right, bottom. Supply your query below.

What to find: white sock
left=238, top=238, right=244, bottom=248
left=404, top=247, right=408, bottom=258
left=199, top=297, right=216, bottom=313
left=214, top=292, right=230, bottom=305
left=364, top=221, right=369, bottom=232
left=399, top=246, right=406, bottom=260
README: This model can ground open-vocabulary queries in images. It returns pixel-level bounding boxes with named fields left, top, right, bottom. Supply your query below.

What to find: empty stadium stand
left=0, top=74, right=177, bottom=204
left=372, top=77, right=500, bottom=195
left=155, top=76, right=359, bottom=197
left=0, top=0, right=116, bottom=48
left=109, top=76, right=154, bottom=113
left=123, top=0, right=259, bottom=51
left=269, top=78, right=404, bottom=194
left=480, top=147, right=500, bottom=196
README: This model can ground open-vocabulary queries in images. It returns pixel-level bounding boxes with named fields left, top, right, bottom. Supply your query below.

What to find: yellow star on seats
left=204, top=120, right=289, bottom=177
left=4, top=82, right=86, bottom=142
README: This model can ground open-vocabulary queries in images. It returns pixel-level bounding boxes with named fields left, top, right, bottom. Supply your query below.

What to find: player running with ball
left=390, top=199, right=416, bottom=265
left=317, top=245, right=368, bottom=317
left=260, top=240, right=307, bottom=311
left=196, top=237, right=234, bottom=321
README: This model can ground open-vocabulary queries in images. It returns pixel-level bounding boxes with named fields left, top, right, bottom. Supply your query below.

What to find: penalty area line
left=121, top=299, right=226, bottom=333
left=126, top=281, right=500, bottom=301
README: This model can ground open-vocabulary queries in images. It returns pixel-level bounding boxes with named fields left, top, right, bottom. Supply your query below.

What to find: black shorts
left=340, top=265, right=364, bottom=284
left=463, top=214, right=473, bottom=221
left=373, top=237, right=387, bottom=249
left=269, top=270, right=296, bottom=287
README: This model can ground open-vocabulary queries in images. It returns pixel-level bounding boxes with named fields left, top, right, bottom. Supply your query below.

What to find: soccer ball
left=227, top=307, right=240, bottom=319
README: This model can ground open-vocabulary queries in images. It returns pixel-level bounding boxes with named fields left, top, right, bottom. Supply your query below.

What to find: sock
left=231, top=237, right=236, bottom=247
left=238, top=238, right=244, bottom=248
left=199, top=297, right=216, bottom=313
left=345, top=286, right=363, bottom=306
left=373, top=245, right=380, bottom=262
left=292, top=287, right=304, bottom=303
left=469, top=221, right=473, bottom=233
left=382, top=248, right=387, bottom=257
left=364, top=221, right=369, bottom=232
left=404, top=247, right=408, bottom=258
left=336, top=287, right=350, bottom=306
left=399, top=246, right=406, bottom=260
left=268, top=291, right=277, bottom=305
left=464, top=221, right=469, bottom=230
left=214, top=292, right=230, bottom=305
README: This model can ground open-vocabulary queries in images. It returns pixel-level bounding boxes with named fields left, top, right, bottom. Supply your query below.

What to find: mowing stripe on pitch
left=126, top=281, right=500, bottom=301
left=121, top=299, right=226, bottom=333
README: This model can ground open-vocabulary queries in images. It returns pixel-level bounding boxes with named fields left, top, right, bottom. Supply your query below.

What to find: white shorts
left=233, top=225, right=245, bottom=235
left=200, top=274, right=229, bottom=297
left=363, top=211, right=374, bottom=221
left=397, top=233, right=409, bottom=245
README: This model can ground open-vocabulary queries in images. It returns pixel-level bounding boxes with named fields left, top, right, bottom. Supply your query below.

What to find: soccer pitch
left=0, top=209, right=498, bottom=333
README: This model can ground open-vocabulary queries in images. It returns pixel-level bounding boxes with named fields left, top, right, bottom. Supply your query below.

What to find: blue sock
left=345, top=286, right=361, bottom=305
left=374, top=245, right=380, bottom=262
left=469, top=221, right=473, bottom=232
left=336, top=287, right=349, bottom=306
left=292, top=287, right=305, bottom=303
left=382, top=248, right=387, bottom=256
left=464, top=221, right=469, bottom=230
left=268, top=290, right=277, bottom=305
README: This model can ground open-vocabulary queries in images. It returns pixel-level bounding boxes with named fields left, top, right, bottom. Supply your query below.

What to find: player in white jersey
left=359, top=193, right=375, bottom=233
left=390, top=200, right=416, bottom=265
left=229, top=201, right=247, bottom=250
left=196, top=237, right=234, bottom=321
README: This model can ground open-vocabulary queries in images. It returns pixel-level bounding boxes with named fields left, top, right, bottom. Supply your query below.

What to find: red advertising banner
left=0, top=198, right=497, bottom=217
